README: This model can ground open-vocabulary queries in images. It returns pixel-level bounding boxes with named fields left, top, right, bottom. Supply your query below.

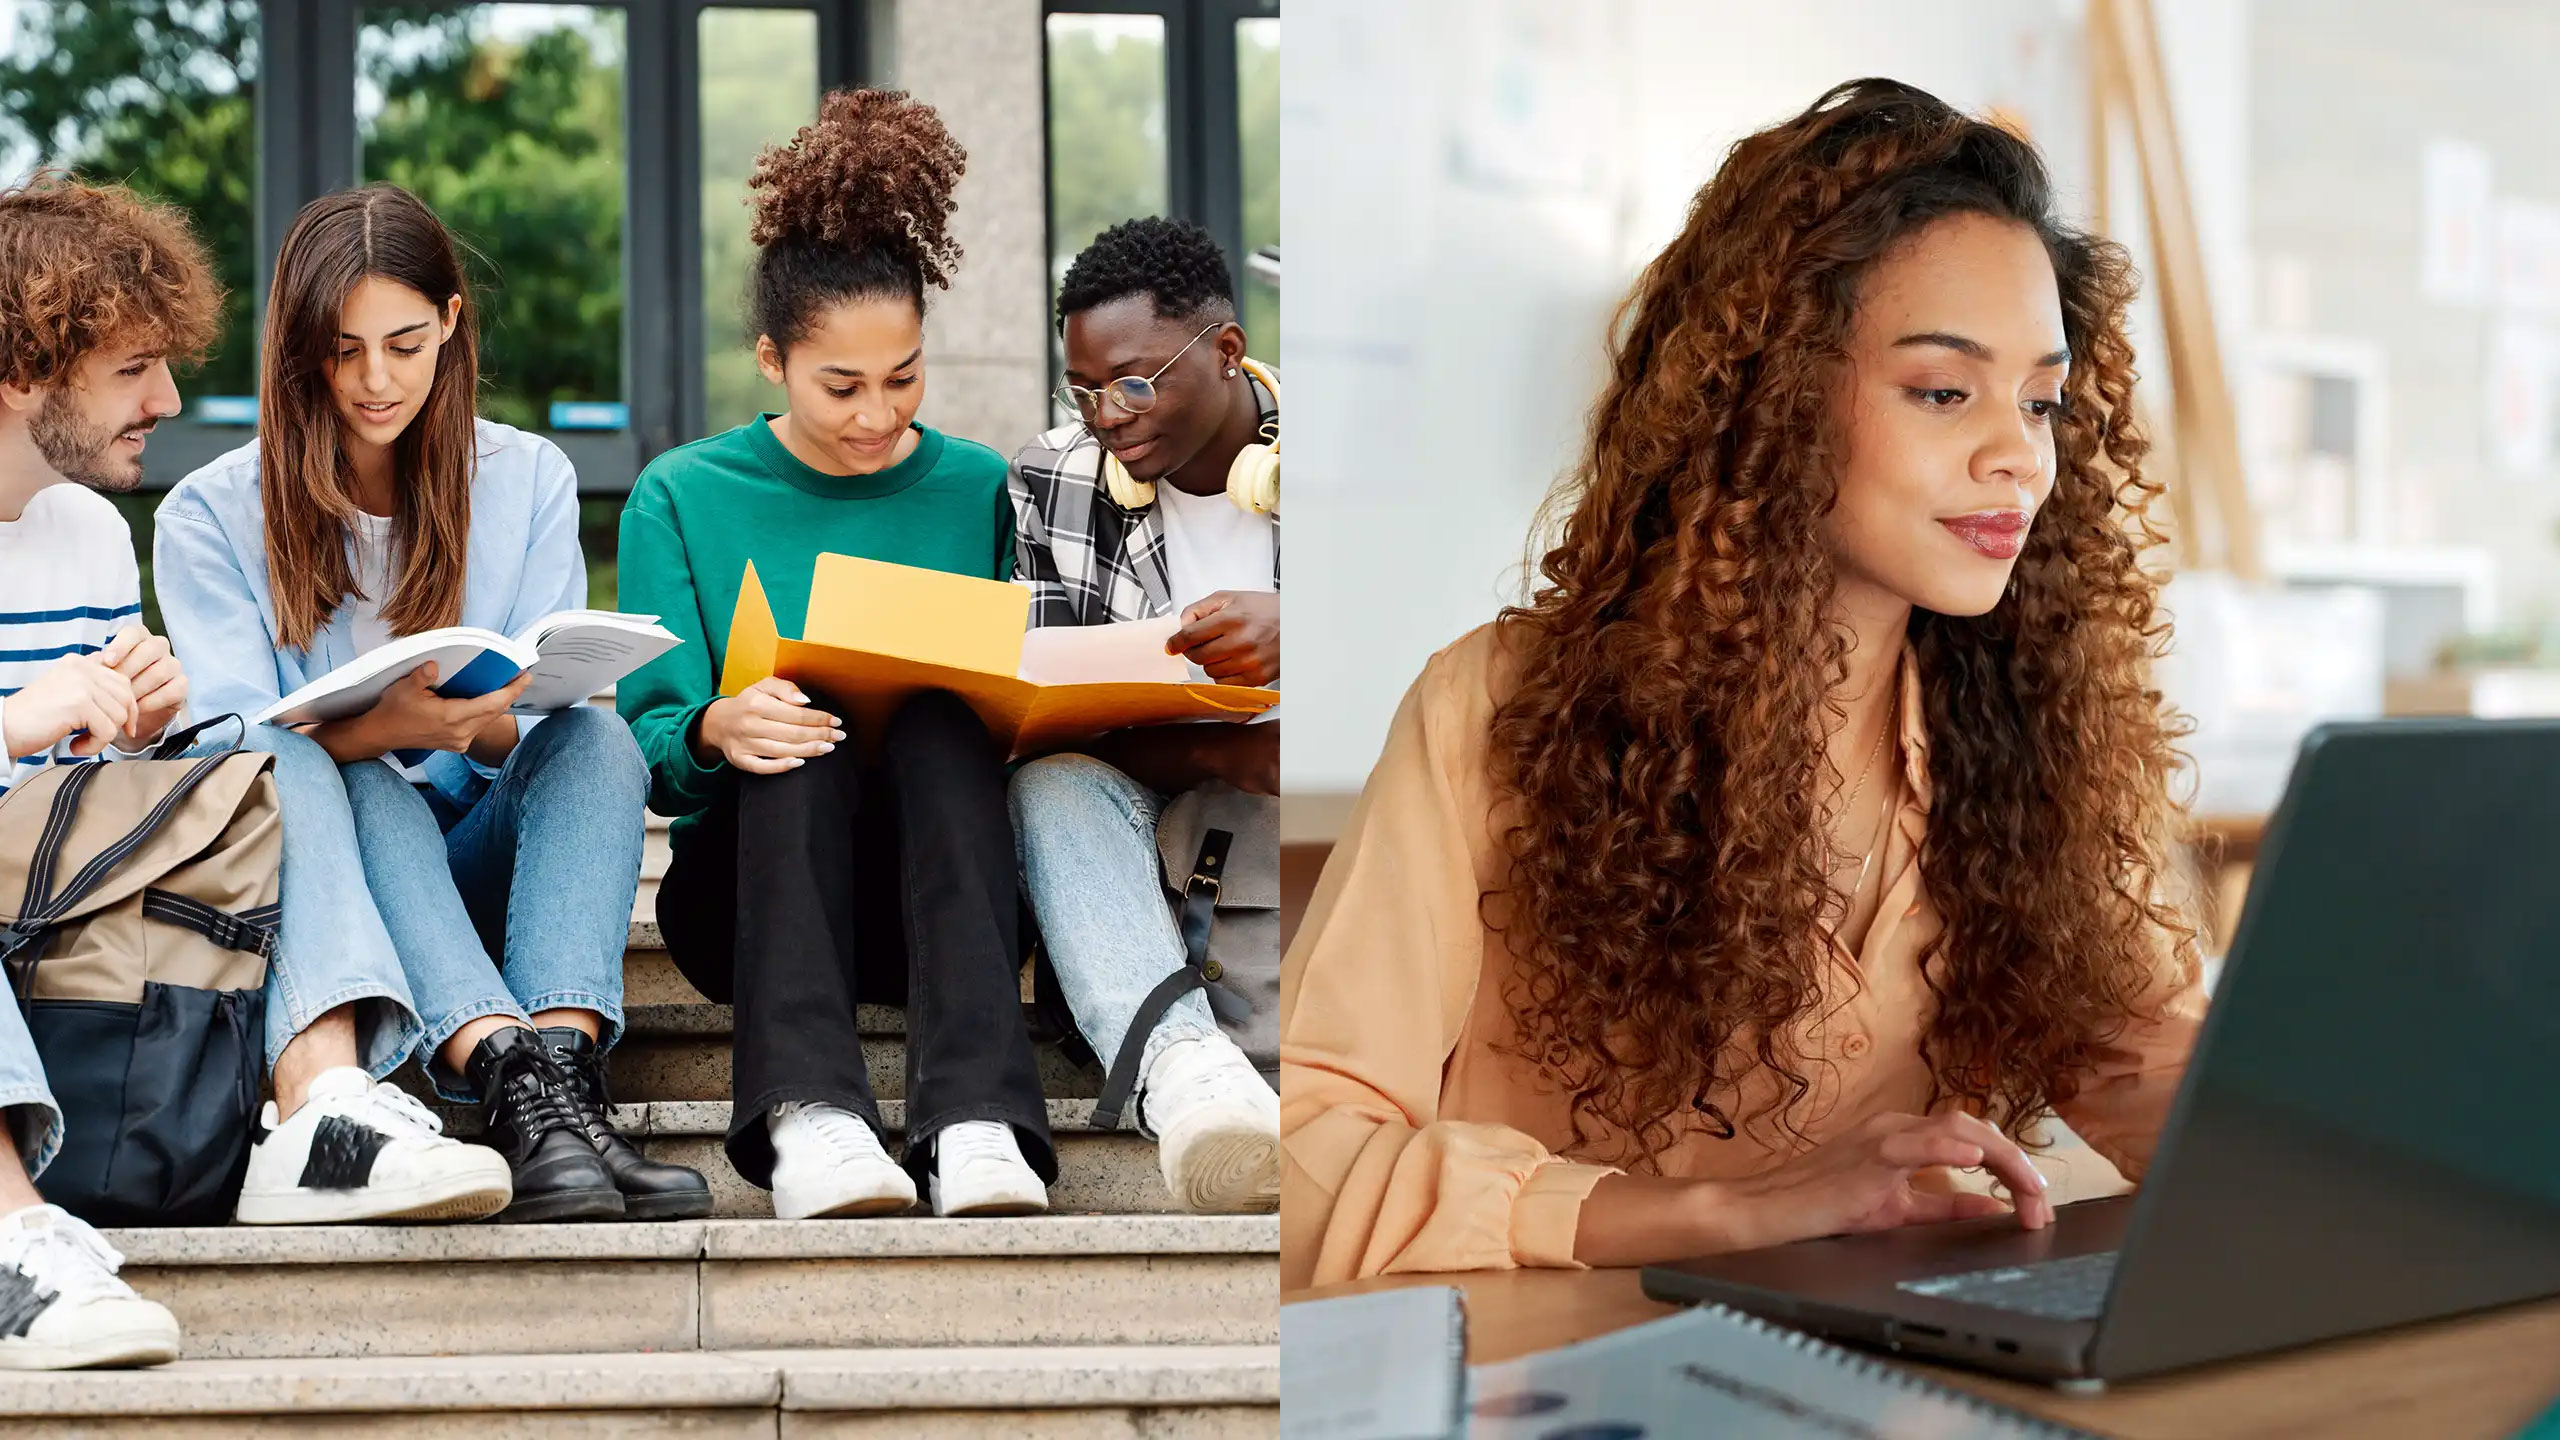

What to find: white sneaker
left=1141, top=1033, right=1281, bottom=1214
left=235, top=1067, right=513, bottom=1225
left=769, top=1103, right=917, bottom=1219
left=929, top=1120, right=1049, bottom=1217
left=0, top=1204, right=179, bottom=1369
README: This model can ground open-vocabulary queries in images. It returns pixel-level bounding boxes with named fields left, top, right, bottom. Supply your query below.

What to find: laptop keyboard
left=1894, top=1250, right=2120, bottom=1321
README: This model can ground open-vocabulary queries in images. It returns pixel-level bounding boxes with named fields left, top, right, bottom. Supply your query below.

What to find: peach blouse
left=1279, top=623, right=2204, bottom=1290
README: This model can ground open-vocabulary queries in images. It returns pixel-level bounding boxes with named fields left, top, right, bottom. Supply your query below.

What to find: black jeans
left=656, top=689, right=1056, bottom=1190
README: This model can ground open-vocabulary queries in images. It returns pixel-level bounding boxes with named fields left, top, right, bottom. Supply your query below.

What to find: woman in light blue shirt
left=155, top=185, right=707, bottom=1224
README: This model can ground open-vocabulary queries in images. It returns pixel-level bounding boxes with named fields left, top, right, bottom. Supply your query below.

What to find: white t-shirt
left=1157, top=482, right=1277, bottom=717
left=341, top=511, right=436, bottom=781
left=1158, top=483, right=1275, bottom=614
left=345, top=511, right=398, bottom=658
left=0, top=483, right=149, bottom=797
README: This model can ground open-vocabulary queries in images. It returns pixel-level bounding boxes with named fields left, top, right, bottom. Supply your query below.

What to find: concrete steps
left=102, top=1216, right=1277, bottom=1361
left=49, top=804, right=1278, bottom=1435
left=0, top=1343, right=1278, bottom=1437
left=385, top=912, right=1165, bottom=1216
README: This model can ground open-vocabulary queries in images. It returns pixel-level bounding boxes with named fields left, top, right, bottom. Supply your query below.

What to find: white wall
left=1283, top=0, right=2257, bottom=798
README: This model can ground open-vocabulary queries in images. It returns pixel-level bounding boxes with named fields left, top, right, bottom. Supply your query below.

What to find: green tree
left=0, top=0, right=261, bottom=394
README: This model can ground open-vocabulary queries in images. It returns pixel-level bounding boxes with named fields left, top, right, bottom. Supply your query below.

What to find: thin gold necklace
left=1831, top=707, right=1892, bottom=827
left=1826, top=674, right=1900, bottom=913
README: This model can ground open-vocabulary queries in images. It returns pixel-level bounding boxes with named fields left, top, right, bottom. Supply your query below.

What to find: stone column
left=877, top=0, right=1054, bottom=458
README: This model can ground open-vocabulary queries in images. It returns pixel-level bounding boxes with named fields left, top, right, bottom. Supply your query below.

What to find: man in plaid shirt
left=1007, top=219, right=1281, bottom=1214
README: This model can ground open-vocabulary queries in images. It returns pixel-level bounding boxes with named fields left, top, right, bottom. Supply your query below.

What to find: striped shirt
left=0, top=483, right=145, bottom=798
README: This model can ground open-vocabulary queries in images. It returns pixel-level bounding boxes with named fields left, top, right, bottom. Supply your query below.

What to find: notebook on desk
left=1467, top=1304, right=2095, bottom=1439
left=1281, top=1286, right=1467, bottom=1440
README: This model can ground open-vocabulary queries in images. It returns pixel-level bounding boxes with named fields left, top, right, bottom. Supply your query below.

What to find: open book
left=718, top=555, right=1277, bottom=758
left=254, top=611, right=682, bottom=726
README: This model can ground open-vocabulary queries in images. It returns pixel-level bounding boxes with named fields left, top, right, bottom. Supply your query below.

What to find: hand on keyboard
left=1719, top=1110, right=2056, bottom=1250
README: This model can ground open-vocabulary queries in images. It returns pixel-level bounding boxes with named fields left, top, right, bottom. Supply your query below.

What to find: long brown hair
left=1486, top=79, right=2196, bottom=1164
left=259, top=184, right=482, bottom=651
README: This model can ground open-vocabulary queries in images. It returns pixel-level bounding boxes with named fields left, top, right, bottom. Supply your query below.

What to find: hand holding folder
left=716, top=554, right=1279, bottom=759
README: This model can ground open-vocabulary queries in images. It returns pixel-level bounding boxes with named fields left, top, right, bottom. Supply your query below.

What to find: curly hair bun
left=747, top=88, right=968, bottom=291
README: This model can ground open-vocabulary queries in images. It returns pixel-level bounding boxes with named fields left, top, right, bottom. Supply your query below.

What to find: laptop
left=1643, top=718, right=2560, bottom=1386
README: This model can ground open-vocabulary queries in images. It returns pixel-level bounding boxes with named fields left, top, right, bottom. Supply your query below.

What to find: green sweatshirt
left=615, top=416, right=1014, bottom=852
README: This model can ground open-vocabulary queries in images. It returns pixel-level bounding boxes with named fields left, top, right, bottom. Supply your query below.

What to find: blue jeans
left=1008, top=754, right=1218, bottom=1080
left=0, top=989, right=56, bottom=1182
left=335, top=705, right=645, bottom=1101
left=0, top=728, right=431, bottom=1181
left=247, top=725, right=428, bottom=1080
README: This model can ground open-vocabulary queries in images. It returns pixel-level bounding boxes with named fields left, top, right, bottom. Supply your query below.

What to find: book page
left=1281, top=1287, right=1466, bottom=1440
left=1016, top=617, right=1189, bottom=686
left=515, top=616, right=682, bottom=712
left=254, top=630, right=519, bottom=726
left=517, top=609, right=662, bottom=645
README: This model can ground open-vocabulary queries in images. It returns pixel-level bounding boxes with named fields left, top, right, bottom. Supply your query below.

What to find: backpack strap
left=4, top=752, right=242, bottom=1005
left=1090, top=827, right=1249, bottom=1132
left=139, top=890, right=278, bottom=958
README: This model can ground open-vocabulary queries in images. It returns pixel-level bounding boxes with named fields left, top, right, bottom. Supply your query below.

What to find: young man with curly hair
left=0, top=176, right=514, bottom=1370
left=1007, top=217, right=1282, bottom=1215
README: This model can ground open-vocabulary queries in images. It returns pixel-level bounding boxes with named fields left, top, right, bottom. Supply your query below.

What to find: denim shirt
left=152, top=418, right=588, bottom=811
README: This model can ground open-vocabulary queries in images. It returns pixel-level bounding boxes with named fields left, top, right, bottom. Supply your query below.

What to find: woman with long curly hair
left=1279, top=78, right=2203, bottom=1287
left=617, top=89, right=1059, bottom=1220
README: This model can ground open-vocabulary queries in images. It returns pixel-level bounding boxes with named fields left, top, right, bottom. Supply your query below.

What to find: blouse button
left=1841, top=1033, right=1872, bottom=1059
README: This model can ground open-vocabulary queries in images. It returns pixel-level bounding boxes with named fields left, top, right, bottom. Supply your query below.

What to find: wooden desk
left=1288, top=1268, right=2560, bottom=1439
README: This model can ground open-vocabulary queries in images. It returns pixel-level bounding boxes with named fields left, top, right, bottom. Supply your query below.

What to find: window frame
left=177, top=0, right=875, bottom=495
left=1039, top=0, right=1278, bottom=370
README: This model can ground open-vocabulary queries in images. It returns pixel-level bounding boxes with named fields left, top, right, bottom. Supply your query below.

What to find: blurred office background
left=0, top=0, right=1278, bottom=612
left=1285, top=0, right=2560, bottom=953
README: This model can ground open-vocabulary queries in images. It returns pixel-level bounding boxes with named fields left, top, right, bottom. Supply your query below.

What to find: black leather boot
left=467, top=1026, right=625, bottom=1223
left=540, top=1026, right=713, bottom=1220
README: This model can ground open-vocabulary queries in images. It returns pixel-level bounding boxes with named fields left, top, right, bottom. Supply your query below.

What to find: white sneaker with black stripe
left=0, top=1204, right=179, bottom=1369
left=234, top=1066, right=513, bottom=1225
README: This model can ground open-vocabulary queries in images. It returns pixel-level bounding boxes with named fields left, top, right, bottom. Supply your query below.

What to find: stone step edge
left=430, top=1098, right=1122, bottom=1139
left=103, top=1213, right=1279, bottom=1267
left=0, top=1343, right=1278, bottom=1418
left=623, top=1000, right=910, bottom=1038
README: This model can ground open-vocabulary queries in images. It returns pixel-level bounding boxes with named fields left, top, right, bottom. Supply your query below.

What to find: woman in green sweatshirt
left=615, top=89, right=1053, bottom=1220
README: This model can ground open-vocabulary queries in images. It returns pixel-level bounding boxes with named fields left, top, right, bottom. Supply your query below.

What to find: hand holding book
left=694, top=677, right=847, bottom=775
left=306, top=663, right=531, bottom=767
left=1169, top=590, right=1278, bottom=688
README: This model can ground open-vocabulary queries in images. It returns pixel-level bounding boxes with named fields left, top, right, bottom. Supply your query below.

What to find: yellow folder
left=717, top=554, right=1278, bottom=758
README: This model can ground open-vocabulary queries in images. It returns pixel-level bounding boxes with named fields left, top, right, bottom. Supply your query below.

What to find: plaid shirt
left=1008, top=367, right=1280, bottom=628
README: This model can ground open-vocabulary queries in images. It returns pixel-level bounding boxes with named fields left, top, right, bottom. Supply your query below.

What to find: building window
left=1045, top=10, right=1172, bottom=393
left=1236, top=12, right=1277, bottom=361
left=359, top=4, right=628, bottom=435
left=699, top=6, right=822, bottom=430
left=1043, top=1, right=1279, bottom=394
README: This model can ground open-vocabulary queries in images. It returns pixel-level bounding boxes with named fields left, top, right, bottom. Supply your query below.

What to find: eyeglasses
left=1054, top=322, right=1223, bottom=423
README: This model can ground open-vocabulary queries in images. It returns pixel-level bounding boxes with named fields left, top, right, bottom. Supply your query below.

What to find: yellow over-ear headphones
left=1101, top=357, right=1280, bottom=516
